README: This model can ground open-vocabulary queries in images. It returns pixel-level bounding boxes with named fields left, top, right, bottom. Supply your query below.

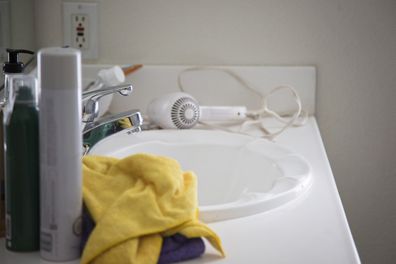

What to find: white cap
left=38, top=47, right=81, bottom=91
left=97, top=65, right=125, bottom=86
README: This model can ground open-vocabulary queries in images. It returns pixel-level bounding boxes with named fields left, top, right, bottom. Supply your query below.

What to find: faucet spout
left=83, top=109, right=143, bottom=136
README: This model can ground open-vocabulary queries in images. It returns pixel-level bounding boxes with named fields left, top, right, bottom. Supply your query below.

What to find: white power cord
left=177, top=66, right=308, bottom=140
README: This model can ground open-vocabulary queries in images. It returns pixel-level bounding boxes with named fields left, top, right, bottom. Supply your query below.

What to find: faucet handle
left=82, top=84, right=133, bottom=123
left=82, top=84, right=133, bottom=101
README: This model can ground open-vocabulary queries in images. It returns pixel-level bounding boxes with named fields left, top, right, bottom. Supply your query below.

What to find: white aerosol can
left=38, top=47, right=82, bottom=261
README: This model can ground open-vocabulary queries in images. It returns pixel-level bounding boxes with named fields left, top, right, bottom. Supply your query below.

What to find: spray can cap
left=13, top=75, right=38, bottom=104
left=3, top=75, right=38, bottom=125
left=3, top=48, right=35, bottom=73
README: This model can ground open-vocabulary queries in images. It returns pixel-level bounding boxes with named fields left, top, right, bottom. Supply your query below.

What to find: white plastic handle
left=199, top=106, right=247, bottom=121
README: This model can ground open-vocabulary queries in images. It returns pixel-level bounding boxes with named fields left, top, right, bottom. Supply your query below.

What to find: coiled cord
left=177, top=66, right=308, bottom=140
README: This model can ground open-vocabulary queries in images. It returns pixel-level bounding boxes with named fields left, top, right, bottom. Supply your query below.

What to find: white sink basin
left=89, top=129, right=312, bottom=222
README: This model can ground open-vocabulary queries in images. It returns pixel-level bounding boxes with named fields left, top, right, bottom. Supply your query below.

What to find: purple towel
left=81, top=206, right=205, bottom=263
left=158, top=233, right=205, bottom=264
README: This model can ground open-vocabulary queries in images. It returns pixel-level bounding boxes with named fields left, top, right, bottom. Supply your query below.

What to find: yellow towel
left=81, top=153, right=225, bottom=264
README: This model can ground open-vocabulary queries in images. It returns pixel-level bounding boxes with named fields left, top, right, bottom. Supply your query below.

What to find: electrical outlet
left=63, top=2, right=98, bottom=59
left=72, top=14, right=89, bottom=49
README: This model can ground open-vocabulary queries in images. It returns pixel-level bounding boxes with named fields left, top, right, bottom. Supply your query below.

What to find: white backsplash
left=83, top=65, right=316, bottom=116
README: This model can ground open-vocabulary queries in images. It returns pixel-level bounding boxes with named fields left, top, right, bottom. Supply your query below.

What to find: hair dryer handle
left=199, top=106, right=247, bottom=121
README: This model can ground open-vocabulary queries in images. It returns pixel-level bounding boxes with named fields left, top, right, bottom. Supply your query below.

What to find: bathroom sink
left=89, top=129, right=312, bottom=222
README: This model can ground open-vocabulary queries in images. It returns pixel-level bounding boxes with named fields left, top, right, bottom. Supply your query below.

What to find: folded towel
left=81, top=153, right=225, bottom=264
left=80, top=205, right=205, bottom=263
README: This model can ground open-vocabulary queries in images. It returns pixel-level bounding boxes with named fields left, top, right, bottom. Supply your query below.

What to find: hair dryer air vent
left=170, top=96, right=200, bottom=129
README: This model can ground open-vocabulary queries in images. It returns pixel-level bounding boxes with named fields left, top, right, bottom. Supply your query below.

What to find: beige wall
left=9, top=0, right=35, bottom=50
left=34, top=0, right=396, bottom=263
left=0, top=0, right=35, bottom=84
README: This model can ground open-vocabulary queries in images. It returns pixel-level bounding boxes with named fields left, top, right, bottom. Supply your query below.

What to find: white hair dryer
left=146, top=92, right=247, bottom=129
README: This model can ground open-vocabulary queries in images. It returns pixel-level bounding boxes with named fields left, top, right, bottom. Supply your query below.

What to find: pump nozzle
left=3, top=48, right=35, bottom=74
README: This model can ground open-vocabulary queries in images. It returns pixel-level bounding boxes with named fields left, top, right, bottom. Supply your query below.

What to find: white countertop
left=0, top=117, right=361, bottom=263
left=188, top=117, right=361, bottom=264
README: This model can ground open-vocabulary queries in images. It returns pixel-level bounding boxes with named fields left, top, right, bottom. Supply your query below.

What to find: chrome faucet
left=82, top=84, right=143, bottom=154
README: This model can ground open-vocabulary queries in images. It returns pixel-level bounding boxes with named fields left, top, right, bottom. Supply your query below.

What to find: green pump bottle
left=1, top=49, right=35, bottom=240
left=3, top=74, right=40, bottom=251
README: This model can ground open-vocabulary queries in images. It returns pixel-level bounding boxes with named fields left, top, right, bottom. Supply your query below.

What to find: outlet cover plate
left=63, top=2, right=98, bottom=59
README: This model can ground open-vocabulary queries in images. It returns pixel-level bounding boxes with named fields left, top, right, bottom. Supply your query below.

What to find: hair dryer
left=146, top=92, right=247, bottom=129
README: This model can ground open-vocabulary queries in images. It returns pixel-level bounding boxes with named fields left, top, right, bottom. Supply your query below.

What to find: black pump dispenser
left=3, top=49, right=34, bottom=74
